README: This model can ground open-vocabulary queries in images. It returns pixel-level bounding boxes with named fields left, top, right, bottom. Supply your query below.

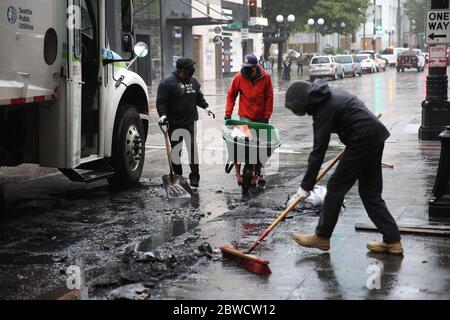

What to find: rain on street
left=1, top=67, right=449, bottom=300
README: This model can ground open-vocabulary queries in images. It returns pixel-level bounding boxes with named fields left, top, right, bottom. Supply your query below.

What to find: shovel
left=159, top=123, right=193, bottom=199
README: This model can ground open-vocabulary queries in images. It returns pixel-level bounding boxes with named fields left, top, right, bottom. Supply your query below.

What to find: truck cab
left=0, top=0, right=150, bottom=187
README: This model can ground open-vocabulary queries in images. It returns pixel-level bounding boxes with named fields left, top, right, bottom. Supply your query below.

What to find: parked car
left=397, top=49, right=426, bottom=72
left=335, top=54, right=362, bottom=77
left=353, top=54, right=378, bottom=74
left=309, top=55, right=345, bottom=81
left=360, top=50, right=386, bottom=71
left=380, top=47, right=407, bottom=66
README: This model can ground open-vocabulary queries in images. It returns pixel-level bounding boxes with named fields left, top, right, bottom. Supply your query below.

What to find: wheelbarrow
left=223, top=119, right=281, bottom=193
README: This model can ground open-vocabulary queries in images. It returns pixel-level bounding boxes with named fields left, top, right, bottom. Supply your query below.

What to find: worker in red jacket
left=225, top=54, right=274, bottom=123
left=225, top=54, right=274, bottom=186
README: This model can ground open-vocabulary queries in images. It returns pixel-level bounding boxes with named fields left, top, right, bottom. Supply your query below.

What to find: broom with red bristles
left=221, top=114, right=384, bottom=275
left=220, top=150, right=343, bottom=275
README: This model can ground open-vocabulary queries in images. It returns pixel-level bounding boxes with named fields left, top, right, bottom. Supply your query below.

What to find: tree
left=404, top=0, right=426, bottom=35
left=262, top=0, right=318, bottom=33
left=262, top=0, right=370, bottom=35
left=307, top=0, right=371, bottom=36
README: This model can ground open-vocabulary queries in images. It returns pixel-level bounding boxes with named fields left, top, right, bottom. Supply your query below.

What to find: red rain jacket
left=226, top=66, right=274, bottom=121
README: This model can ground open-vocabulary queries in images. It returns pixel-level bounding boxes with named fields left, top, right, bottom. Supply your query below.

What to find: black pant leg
left=358, top=144, right=401, bottom=243
left=316, top=148, right=366, bottom=238
left=185, top=123, right=199, bottom=176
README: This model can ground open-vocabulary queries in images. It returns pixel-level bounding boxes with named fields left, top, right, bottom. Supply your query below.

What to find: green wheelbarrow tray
left=222, top=119, right=281, bottom=165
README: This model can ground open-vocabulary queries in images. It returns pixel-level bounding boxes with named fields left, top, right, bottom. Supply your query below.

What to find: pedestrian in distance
left=156, top=58, right=215, bottom=188
left=297, top=54, right=304, bottom=76
left=284, top=79, right=403, bottom=255
left=282, top=57, right=292, bottom=81
left=225, top=53, right=274, bottom=185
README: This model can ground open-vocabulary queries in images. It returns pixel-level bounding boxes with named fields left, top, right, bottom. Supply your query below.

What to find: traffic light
left=249, top=0, right=257, bottom=18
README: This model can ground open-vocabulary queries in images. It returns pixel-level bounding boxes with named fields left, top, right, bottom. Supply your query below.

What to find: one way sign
left=426, top=10, right=450, bottom=44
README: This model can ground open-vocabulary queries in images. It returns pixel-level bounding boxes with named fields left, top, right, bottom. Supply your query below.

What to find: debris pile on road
left=87, top=228, right=215, bottom=300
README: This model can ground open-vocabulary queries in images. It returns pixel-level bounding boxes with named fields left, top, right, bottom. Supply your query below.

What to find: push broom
left=221, top=113, right=383, bottom=275
left=220, top=150, right=344, bottom=275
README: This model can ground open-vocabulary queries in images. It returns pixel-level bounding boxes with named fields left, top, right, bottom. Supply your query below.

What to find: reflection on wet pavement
left=1, top=68, right=450, bottom=299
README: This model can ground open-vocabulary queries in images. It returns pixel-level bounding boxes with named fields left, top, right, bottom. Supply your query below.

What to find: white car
left=360, top=51, right=386, bottom=71
left=354, top=54, right=378, bottom=74
left=309, top=55, right=345, bottom=81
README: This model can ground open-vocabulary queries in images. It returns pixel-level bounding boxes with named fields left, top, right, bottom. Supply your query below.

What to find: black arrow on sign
left=428, top=33, right=446, bottom=40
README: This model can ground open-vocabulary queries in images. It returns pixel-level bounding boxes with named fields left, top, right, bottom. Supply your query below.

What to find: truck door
left=67, top=0, right=83, bottom=167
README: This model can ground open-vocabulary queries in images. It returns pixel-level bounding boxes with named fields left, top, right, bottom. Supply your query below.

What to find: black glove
left=224, top=115, right=231, bottom=120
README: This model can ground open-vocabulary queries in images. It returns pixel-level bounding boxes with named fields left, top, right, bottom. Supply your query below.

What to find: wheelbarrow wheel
left=242, top=164, right=254, bottom=193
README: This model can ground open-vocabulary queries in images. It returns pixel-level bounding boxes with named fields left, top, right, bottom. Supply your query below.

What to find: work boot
left=292, top=233, right=330, bottom=251
left=189, top=173, right=200, bottom=188
left=367, top=241, right=404, bottom=255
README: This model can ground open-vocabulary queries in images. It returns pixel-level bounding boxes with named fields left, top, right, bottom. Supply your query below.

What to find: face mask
left=187, top=67, right=195, bottom=78
left=241, top=66, right=254, bottom=79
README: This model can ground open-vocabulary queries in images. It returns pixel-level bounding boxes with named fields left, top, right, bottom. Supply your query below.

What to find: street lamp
left=275, top=14, right=295, bottom=72
left=308, top=18, right=324, bottom=54
left=341, top=22, right=347, bottom=52
left=386, top=26, right=395, bottom=47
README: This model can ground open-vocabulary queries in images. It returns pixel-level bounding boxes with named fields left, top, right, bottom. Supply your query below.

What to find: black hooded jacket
left=156, top=71, right=209, bottom=126
left=301, top=80, right=390, bottom=191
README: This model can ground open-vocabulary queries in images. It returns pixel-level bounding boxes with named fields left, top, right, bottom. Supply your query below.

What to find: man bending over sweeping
left=285, top=79, right=403, bottom=255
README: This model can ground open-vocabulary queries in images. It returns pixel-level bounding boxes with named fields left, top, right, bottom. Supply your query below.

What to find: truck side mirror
left=134, top=42, right=149, bottom=58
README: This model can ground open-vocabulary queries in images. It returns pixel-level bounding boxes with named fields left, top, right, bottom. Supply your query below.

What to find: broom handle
left=246, top=113, right=382, bottom=253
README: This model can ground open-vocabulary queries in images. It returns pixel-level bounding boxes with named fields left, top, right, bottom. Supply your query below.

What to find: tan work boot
left=292, top=233, right=330, bottom=251
left=367, top=241, right=404, bottom=255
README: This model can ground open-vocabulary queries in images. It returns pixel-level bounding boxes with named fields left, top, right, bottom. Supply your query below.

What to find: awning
left=167, top=17, right=233, bottom=26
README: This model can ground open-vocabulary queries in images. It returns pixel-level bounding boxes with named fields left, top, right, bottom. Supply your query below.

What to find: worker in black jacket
left=285, top=79, right=403, bottom=255
left=156, top=58, right=215, bottom=187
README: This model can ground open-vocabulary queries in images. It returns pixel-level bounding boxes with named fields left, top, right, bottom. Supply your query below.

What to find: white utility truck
left=0, top=0, right=150, bottom=189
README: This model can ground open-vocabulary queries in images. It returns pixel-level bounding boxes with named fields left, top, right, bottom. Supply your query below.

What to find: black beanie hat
left=285, top=80, right=312, bottom=116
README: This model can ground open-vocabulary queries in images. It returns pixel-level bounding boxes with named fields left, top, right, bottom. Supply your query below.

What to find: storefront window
left=171, top=26, right=183, bottom=68
left=134, top=0, right=162, bottom=82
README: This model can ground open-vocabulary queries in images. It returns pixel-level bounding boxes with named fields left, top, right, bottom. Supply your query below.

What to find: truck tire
left=108, top=106, right=145, bottom=188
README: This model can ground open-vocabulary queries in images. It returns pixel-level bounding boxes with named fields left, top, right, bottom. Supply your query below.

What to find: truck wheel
left=108, top=107, right=145, bottom=188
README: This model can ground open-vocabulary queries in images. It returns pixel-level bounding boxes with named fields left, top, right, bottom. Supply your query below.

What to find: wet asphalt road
left=1, top=67, right=450, bottom=300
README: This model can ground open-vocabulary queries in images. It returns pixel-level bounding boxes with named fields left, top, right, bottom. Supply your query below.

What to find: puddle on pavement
left=135, top=217, right=200, bottom=252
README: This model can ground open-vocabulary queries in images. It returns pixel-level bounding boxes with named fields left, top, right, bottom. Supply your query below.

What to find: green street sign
left=227, top=23, right=242, bottom=29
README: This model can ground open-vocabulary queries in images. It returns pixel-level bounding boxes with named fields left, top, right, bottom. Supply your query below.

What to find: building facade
left=106, top=0, right=265, bottom=85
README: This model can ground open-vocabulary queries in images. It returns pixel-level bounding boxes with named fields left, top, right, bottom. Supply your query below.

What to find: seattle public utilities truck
left=0, top=0, right=150, bottom=188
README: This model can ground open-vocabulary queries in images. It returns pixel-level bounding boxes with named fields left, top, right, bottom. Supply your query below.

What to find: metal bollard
left=429, top=125, right=450, bottom=219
